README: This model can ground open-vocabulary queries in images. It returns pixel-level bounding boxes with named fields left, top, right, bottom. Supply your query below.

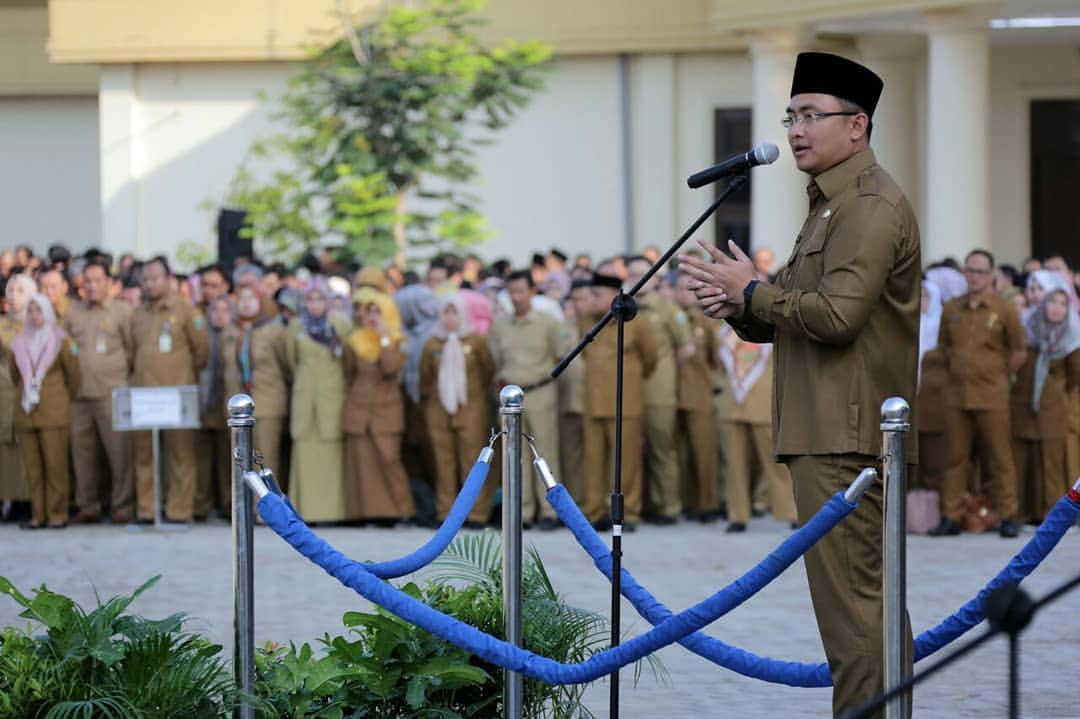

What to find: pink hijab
left=11, top=293, right=65, bottom=414
left=459, top=289, right=493, bottom=336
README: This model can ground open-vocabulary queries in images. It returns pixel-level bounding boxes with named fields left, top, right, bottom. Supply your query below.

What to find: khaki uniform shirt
left=342, top=342, right=406, bottom=436
left=131, top=292, right=209, bottom=387
left=221, top=321, right=292, bottom=420
left=9, top=338, right=81, bottom=430
left=1011, top=349, right=1080, bottom=440
left=558, top=318, right=586, bottom=416
left=580, top=313, right=657, bottom=419
left=677, top=308, right=718, bottom=413
left=639, top=294, right=692, bottom=408
left=63, top=299, right=133, bottom=400
left=938, top=293, right=1026, bottom=411
left=419, top=333, right=494, bottom=430
left=488, top=310, right=568, bottom=388
left=731, top=149, right=921, bottom=459
left=0, top=317, right=21, bottom=441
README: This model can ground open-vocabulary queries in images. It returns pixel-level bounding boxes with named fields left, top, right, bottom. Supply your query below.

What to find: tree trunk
left=394, top=187, right=408, bottom=268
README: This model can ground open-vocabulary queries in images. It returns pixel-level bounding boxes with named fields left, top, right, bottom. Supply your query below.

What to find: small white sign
left=130, top=387, right=182, bottom=428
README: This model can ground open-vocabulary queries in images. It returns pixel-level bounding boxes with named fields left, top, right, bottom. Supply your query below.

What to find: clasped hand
left=678, top=239, right=758, bottom=320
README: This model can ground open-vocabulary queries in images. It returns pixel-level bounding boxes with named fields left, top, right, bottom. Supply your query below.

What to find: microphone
left=686, top=143, right=779, bottom=189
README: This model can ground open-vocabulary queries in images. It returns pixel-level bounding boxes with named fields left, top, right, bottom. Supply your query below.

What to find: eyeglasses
left=781, top=111, right=858, bottom=128
left=963, top=267, right=993, bottom=275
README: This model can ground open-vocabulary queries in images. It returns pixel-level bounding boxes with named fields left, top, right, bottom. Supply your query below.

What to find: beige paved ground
left=2, top=516, right=1079, bottom=717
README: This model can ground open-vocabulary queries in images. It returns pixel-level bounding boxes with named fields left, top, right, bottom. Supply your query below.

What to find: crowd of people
left=0, top=242, right=1076, bottom=536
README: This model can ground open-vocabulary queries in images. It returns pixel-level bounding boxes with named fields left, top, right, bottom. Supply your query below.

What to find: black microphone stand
left=551, top=173, right=748, bottom=719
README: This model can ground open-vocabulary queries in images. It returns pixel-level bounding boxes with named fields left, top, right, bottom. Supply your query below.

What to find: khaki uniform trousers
left=644, top=404, right=681, bottom=518
left=255, top=417, right=288, bottom=496
left=517, top=384, right=558, bottom=523
left=559, top=412, right=586, bottom=505
left=941, top=407, right=1018, bottom=522
left=135, top=428, right=196, bottom=522
left=788, top=453, right=912, bottom=719
left=584, top=416, right=642, bottom=524
left=195, top=428, right=231, bottom=518
left=1013, top=437, right=1066, bottom=522
left=0, top=440, right=29, bottom=501
left=71, top=397, right=133, bottom=517
left=20, top=428, right=71, bottom=526
left=430, top=423, right=495, bottom=524
left=724, top=421, right=795, bottom=524
left=679, top=409, right=719, bottom=514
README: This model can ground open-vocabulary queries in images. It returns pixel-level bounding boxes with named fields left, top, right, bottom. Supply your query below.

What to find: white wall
left=0, top=97, right=101, bottom=255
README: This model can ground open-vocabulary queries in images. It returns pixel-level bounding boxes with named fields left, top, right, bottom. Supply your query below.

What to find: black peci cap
left=590, top=273, right=623, bottom=290
left=790, top=52, right=883, bottom=117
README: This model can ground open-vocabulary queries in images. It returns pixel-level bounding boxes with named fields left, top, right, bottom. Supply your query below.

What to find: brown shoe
left=69, top=511, right=101, bottom=525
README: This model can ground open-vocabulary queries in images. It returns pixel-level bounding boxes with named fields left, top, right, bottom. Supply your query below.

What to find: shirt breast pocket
left=792, top=223, right=828, bottom=287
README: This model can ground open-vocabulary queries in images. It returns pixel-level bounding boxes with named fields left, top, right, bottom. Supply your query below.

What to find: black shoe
left=463, top=520, right=486, bottom=530
left=929, top=517, right=962, bottom=536
left=725, top=522, right=747, bottom=534
left=999, top=519, right=1020, bottom=538
left=751, top=508, right=766, bottom=518
left=697, top=511, right=721, bottom=524
left=591, top=518, right=612, bottom=532
left=648, top=514, right=677, bottom=526
left=789, top=521, right=799, bottom=531
left=18, top=520, right=45, bottom=530
left=622, top=522, right=637, bottom=533
left=537, top=518, right=559, bottom=532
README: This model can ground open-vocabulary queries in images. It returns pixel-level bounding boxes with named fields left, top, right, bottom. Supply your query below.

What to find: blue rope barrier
left=548, top=484, right=1080, bottom=687
left=309, top=449, right=492, bottom=579
left=255, top=487, right=857, bottom=685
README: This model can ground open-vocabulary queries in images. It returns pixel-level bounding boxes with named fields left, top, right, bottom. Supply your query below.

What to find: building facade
left=2, top=0, right=1078, bottom=269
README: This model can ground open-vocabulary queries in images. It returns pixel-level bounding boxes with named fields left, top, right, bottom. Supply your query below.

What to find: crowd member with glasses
left=931, top=249, right=1027, bottom=538
left=680, top=52, right=921, bottom=716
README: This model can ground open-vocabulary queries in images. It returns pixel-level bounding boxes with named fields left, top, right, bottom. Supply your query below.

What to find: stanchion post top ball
left=500, top=385, right=525, bottom=411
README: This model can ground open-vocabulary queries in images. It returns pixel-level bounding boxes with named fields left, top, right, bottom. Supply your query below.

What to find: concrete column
left=629, top=54, right=677, bottom=252
left=98, top=64, right=140, bottom=257
left=923, top=4, right=996, bottom=264
left=750, top=27, right=808, bottom=265
left=857, top=34, right=924, bottom=212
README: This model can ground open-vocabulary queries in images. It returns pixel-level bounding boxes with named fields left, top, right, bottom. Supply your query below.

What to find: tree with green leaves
left=228, top=0, right=552, bottom=268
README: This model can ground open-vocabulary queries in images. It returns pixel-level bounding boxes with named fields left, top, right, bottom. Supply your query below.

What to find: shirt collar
left=808, top=148, right=877, bottom=203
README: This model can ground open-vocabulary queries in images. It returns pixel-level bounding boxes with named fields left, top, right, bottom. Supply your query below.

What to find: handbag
left=961, top=493, right=1000, bottom=534
left=906, top=490, right=941, bottom=534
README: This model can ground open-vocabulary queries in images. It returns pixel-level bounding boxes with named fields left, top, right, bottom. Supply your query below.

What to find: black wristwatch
left=742, top=279, right=760, bottom=319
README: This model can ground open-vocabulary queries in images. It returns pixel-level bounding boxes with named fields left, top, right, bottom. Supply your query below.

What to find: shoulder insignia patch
left=193, top=317, right=204, bottom=330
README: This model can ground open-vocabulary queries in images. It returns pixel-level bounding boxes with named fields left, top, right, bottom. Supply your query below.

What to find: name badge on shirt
left=159, top=332, right=172, bottom=353
left=96, top=334, right=107, bottom=354
left=28, top=381, right=40, bottom=405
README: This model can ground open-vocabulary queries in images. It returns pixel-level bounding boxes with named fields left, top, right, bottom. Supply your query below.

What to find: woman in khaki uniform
left=8, top=294, right=80, bottom=528
left=287, top=279, right=348, bottom=523
left=0, top=273, right=35, bottom=520
left=916, top=281, right=948, bottom=490
left=222, top=285, right=292, bottom=495
left=1012, top=276, right=1080, bottom=522
left=342, top=287, right=415, bottom=524
left=419, top=294, right=495, bottom=524
left=717, top=323, right=795, bottom=533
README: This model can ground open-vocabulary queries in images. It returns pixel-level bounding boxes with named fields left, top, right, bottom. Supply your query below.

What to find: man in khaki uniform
left=931, top=249, right=1027, bottom=538
left=39, top=267, right=72, bottom=322
left=131, top=256, right=209, bottom=524
left=582, top=270, right=657, bottom=530
left=64, top=260, right=135, bottom=523
left=674, top=272, right=721, bottom=521
left=488, top=270, right=567, bottom=529
left=625, top=256, right=694, bottom=524
left=682, top=53, right=920, bottom=717
left=558, top=279, right=592, bottom=505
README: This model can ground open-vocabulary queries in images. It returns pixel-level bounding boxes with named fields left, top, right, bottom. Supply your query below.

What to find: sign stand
left=113, top=385, right=201, bottom=531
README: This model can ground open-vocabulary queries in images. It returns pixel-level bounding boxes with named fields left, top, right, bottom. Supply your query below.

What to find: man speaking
left=681, top=52, right=921, bottom=716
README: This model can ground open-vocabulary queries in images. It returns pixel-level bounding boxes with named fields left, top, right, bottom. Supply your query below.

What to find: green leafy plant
left=226, top=0, right=552, bottom=266
left=0, top=575, right=240, bottom=719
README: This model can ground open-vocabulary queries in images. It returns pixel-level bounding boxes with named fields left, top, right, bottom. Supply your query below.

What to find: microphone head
left=753, top=143, right=780, bottom=166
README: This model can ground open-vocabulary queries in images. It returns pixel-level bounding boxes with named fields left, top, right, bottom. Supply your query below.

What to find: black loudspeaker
left=217, top=208, right=251, bottom=277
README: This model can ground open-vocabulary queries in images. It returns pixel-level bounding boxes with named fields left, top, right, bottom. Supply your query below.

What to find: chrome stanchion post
left=499, top=385, right=524, bottom=719
left=881, top=397, right=911, bottom=719
left=228, top=394, right=256, bottom=719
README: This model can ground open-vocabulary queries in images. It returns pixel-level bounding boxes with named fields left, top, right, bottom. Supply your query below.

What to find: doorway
left=1030, top=100, right=1080, bottom=267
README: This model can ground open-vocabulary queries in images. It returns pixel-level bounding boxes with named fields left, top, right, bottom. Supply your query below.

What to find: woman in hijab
left=195, top=295, right=234, bottom=519
left=915, top=280, right=948, bottom=494
left=0, top=273, right=36, bottom=522
left=8, top=293, right=80, bottom=528
left=395, top=283, right=442, bottom=497
left=223, top=284, right=293, bottom=499
left=342, top=287, right=415, bottom=525
left=1011, top=272, right=1080, bottom=522
left=287, top=278, right=348, bottom=523
left=419, top=293, right=495, bottom=525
